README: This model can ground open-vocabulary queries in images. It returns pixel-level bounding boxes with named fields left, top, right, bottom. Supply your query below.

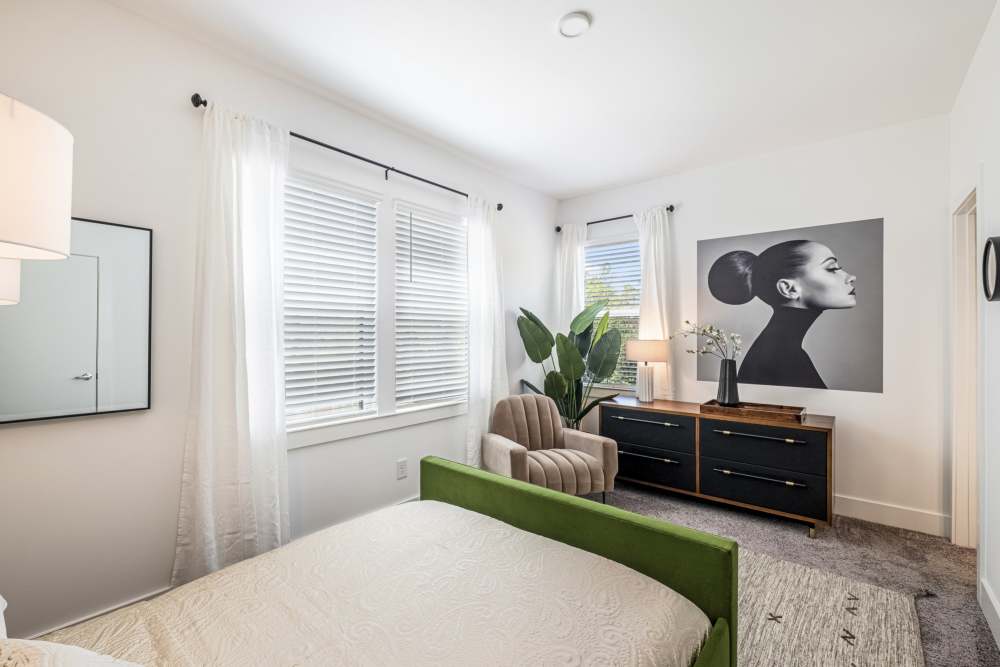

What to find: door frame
left=951, top=189, right=979, bottom=548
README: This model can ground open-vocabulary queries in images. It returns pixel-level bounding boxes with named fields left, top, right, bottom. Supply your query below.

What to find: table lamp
left=0, top=259, right=19, bottom=305
left=0, top=93, right=73, bottom=306
left=625, top=339, right=668, bottom=402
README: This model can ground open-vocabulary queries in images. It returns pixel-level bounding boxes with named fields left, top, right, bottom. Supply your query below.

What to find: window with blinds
left=283, top=173, right=379, bottom=428
left=584, top=240, right=640, bottom=386
left=394, top=202, right=469, bottom=409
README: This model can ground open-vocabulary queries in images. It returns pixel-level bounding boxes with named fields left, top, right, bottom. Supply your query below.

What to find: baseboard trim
left=834, top=493, right=950, bottom=537
left=980, top=578, right=1000, bottom=648
left=27, top=585, right=171, bottom=640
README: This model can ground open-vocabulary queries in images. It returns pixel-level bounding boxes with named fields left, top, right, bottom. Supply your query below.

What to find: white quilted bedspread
left=44, top=500, right=709, bottom=666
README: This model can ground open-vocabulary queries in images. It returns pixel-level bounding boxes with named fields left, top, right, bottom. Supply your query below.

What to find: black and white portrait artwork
left=696, top=219, right=883, bottom=393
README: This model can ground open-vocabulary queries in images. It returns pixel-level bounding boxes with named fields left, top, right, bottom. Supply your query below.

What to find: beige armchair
left=482, top=394, right=618, bottom=502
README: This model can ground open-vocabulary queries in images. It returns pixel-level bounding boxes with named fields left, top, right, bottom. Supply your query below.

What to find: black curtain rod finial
left=191, top=93, right=208, bottom=108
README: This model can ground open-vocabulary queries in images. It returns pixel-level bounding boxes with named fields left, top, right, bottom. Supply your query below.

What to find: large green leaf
left=555, top=333, right=586, bottom=382
left=570, top=324, right=593, bottom=360
left=517, top=315, right=554, bottom=363
left=569, top=301, right=607, bottom=335
left=592, top=311, right=610, bottom=344
left=543, top=371, right=568, bottom=400
left=586, top=328, right=622, bottom=381
left=518, top=308, right=554, bottom=349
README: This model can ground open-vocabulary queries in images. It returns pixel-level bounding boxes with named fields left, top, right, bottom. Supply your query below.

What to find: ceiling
left=113, top=0, right=996, bottom=199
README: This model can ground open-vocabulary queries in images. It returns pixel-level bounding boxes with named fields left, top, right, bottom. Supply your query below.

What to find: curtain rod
left=554, top=206, right=674, bottom=233
left=190, top=93, right=503, bottom=212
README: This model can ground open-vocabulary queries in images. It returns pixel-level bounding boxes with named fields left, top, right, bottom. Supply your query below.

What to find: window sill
left=592, top=383, right=635, bottom=392
left=287, top=401, right=468, bottom=450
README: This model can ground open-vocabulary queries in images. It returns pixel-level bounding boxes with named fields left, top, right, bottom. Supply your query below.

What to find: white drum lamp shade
left=0, top=258, right=20, bottom=305
left=626, top=339, right=668, bottom=402
left=0, top=93, right=73, bottom=260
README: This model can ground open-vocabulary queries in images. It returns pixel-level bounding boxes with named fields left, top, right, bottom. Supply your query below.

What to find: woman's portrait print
left=696, top=219, right=883, bottom=393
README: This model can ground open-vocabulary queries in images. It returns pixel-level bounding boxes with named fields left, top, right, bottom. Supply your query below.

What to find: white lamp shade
left=0, top=258, right=21, bottom=305
left=0, top=93, right=73, bottom=260
left=626, top=339, right=669, bottom=363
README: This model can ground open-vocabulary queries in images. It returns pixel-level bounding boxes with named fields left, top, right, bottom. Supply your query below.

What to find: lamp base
left=635, top=364, right=654, bottom=402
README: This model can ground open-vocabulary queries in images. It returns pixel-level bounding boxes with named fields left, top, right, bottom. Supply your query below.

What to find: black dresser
left=600, top=397, right=834, bottom=536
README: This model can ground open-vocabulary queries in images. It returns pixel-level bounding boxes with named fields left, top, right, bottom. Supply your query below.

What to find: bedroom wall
left=0, top=0, right=556, bottom=638
left=559, top=115, right=951, bottom=537
left=949, top=0, right=1000, bottom=645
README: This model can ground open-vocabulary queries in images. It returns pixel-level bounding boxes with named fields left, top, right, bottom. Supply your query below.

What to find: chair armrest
left=563, top=429, right=619, bottom=484
left=481, top=433, right=529, bottom=482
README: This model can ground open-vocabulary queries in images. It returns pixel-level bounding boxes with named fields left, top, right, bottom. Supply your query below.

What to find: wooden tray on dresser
left=700, top=400, right=806, bottom=424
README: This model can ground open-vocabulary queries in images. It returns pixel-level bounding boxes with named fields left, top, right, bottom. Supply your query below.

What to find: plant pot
left=717, top=359, right=740, bottom=406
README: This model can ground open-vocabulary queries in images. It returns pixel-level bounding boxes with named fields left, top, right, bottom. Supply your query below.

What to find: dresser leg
left=808, top=526, right=816, bottom=539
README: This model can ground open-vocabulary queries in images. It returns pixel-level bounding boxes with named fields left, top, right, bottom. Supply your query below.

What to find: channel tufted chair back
left=490, top=394, right=565, bottom=451
left=483, top=394, right=618, bottom=500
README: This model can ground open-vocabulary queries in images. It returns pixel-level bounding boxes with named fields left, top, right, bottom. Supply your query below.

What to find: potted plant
left=672, top=321, right=743, bottom=406
left=516, top=302, right=623, bottom=430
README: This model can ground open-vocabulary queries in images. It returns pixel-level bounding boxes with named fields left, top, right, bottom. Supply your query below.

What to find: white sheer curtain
left=636, top=206, right=674, bottom=399
left=554, top=222, right=588, bottom=331
left=172, top=104, right=290, bottom=586
left=466, top=196, right=509, bottom=467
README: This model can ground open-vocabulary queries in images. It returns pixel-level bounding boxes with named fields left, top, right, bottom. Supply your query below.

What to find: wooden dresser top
left=600, top=396, right=835, bottom=432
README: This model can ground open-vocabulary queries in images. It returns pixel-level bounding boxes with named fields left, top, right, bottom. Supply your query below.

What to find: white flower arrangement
left=671, top=320, right=743, bottom=361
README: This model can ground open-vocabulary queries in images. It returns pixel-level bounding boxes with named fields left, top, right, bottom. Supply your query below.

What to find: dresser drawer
left=601, top=407, right=695, bottom=453
left=700, top=419, right=828, bottom=475
left=700, top=456, right=828, bottom=521
left=617, top=443, right=696, bottom=492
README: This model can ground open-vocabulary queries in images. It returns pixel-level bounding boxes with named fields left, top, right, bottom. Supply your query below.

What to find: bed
left=41, top=457, right=737, bottom=666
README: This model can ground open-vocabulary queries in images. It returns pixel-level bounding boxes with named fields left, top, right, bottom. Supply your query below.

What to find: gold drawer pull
left=713, top=467, right=807, bottom=488
left=713, top=429, right=806, bottom=445
left=612, top=415, right=680, bottom=428
left=618, top=450, right=679, bottom=464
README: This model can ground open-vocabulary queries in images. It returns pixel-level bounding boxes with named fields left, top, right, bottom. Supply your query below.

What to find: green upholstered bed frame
left=420, top=457, right=738, bottom=667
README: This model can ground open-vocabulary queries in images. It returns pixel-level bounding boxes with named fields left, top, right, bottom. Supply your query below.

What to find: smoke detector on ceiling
left=558, top=11, right=592, bottom=38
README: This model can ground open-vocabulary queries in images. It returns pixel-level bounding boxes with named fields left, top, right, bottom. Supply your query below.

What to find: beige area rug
left=740, top=550, right=924, bottom=666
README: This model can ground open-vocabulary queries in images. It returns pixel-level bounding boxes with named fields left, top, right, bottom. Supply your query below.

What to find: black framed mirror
left=0, top=217, right=151, bottom=424
left=985, top=237, right=1000, bottom=302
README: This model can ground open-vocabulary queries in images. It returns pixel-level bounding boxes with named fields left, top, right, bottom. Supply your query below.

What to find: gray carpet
left=607, top=482, right=999, bottom=667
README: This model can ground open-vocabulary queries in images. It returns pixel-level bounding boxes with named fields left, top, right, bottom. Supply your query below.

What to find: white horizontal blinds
left=394, top=202, right=469, bottom=409
left=283, top=173, right=379, bottom=428
left=584, top=240, right=640, bottom=386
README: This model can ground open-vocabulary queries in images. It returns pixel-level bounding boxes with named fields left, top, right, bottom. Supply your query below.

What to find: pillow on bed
left=0, top=639, right=140, bottom=666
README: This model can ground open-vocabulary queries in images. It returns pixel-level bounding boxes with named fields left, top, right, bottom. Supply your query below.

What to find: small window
left=584, top=240, right=640, bottom=387
left=283, top=173, right=379, bottom=428
left=394, top=201, right=469, bottom=409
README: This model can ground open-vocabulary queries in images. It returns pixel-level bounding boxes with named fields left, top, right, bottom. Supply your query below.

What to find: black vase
left=717, top=359, right=740, bottom=406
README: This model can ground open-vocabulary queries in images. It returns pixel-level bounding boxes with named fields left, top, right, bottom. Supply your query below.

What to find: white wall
left=0, top=0, right=556, bottom=638
left=950, top=2, right=1000, bottom=645
left=559, top=115, right=952, bottom=536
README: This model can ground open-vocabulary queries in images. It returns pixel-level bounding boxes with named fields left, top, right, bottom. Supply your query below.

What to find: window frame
left=283, top=159, right=469, bottom=450
left=582, top=232, right=641, bottom=391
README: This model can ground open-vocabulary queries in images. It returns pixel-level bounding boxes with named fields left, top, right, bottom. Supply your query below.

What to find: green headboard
left=419, top=456, right=738, bottom=666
